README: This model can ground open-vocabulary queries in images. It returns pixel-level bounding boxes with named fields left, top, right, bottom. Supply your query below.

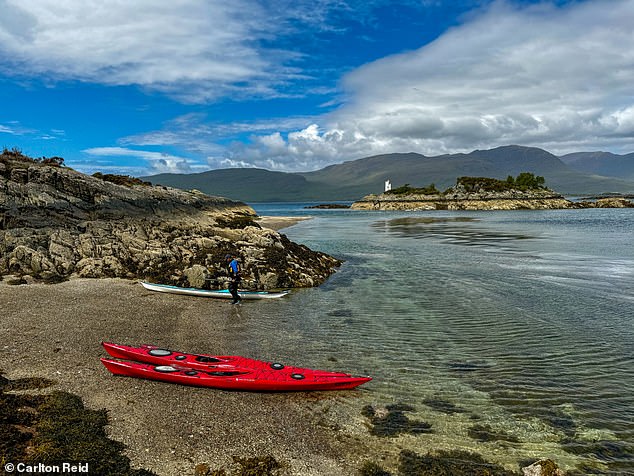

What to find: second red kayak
left=101, top=358, right=371, bottom=391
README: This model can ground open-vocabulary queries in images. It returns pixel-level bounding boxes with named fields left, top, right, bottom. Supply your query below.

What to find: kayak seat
left=195, top=356, right=222, bottom=363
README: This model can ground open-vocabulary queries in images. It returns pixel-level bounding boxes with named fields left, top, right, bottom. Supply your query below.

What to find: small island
left=351, top=173, right=634, bottom=211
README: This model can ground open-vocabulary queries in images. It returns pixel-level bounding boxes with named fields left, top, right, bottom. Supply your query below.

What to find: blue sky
left=1, top=0, right=634, bottom=176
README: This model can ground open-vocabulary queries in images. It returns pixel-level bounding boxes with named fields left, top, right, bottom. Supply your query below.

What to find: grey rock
left=0, top=152, right=340, bottom=288
left=521, top=459, right=564, bottom=476
left=184, top=264, right=209, bottom=288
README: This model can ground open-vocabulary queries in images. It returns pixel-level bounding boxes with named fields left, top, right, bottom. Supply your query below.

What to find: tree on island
left=386, top=172, right=548, bottom=196
left=457, top=172, right=546, bottom=193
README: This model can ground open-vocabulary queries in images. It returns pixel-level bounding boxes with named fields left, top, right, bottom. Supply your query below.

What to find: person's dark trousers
left=229, top=279, right=241, bottom=303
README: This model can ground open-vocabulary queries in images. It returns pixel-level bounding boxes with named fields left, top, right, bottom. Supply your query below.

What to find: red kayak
left=102, top=342, right=356, bottom=375
left=101, top=342, right=371, bottom=392
left=101, top=359, right=371, bottom=391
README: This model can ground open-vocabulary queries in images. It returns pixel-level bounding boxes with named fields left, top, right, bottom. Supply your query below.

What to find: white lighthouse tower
left=384, top=179, right=392, bottom=192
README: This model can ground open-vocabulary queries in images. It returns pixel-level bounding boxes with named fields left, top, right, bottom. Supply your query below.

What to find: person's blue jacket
left=228, top=258, right=240, bottom=277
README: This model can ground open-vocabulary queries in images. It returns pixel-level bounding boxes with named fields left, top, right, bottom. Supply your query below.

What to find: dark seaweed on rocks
left=359, top=461, right=393, bottom=475
left=362, top=404, right=432, bottom=437
left=422, top=398, right=467, bottom=415
left=467, top=424, right=520, bottom=444
left=0, top=374, right=155, bottom=475
left=398, top=449, right=520, bottom=476
left=195, top=455, right=285, bottom=475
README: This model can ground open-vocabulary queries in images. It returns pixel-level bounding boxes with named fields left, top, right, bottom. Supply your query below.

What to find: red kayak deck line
left=101, top=342, right=371, bottom=392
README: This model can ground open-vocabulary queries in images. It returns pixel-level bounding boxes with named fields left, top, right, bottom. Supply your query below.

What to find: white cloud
left=119, top=114, right=326, bottom=171
left=0, top=124, right=17, bottom=134
left=0, top=121, right=37, bottom=136
left=220, top=0, right=634, bottom=168
left=18, top=0, right=634, bottom=173
left=330, top=0, right=634, bottom=155
left=0, top=0, right=295, bottom=102
left=221, top=123, right=376, bottom=171
left=82, top=146, right=201, bottom=174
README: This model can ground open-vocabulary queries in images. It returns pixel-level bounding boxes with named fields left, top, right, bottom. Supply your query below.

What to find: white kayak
left=140, top=282, right=290, bottom=300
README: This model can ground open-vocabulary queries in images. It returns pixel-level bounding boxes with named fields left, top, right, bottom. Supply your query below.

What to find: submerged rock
left=362, top=403, right=432, bottom=437
left=521, top=459, right=564, bottom=476
left=0, top=151, right=340, bottom=288
left=398, top=449, right=519, bottom=476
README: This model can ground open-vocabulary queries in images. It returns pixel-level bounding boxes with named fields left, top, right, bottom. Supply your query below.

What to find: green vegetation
left=0, top=373, right=153, bottom=475
left=385, top=183, right=441, bottom=195
left=386, top=173, right=548, bottom=196
left=1, top=147, right=65, bottom=167
left=92, top=172, right=152, bottom=187
left=457, top=173, right=545, bottom=193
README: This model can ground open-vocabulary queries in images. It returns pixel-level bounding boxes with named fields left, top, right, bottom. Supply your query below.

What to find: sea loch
left=251, top=203, right=634, bottom=474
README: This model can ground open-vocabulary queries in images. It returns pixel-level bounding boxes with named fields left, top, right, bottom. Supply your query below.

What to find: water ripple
left=271, top=209, right=634, bottom=474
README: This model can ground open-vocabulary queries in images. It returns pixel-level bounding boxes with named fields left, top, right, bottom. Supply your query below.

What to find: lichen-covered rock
left=183, top=264, right=209, bottom=288
left=0, top=151, right=340, bottom=288
left=594, top=197, right=634, bottom=208
left=521, top=459, right=564, bottom=476
left=351, top=192, right=576, bottom=211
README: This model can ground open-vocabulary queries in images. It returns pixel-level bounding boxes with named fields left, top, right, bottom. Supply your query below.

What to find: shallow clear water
left=244, top=204, right=634, bottom=474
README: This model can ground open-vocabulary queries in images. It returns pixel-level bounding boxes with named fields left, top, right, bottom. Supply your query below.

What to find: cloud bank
left=0, top=0, right=299, bottom=102
left=217, top=0, right=634, bottom=170
left=82, top=147, right=197, bottom=175
left=3, top=0, right=634, bottom=174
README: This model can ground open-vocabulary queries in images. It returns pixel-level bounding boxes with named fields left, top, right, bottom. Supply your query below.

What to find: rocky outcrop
left=352, top=190, right=574, bottom=211
left=0, top=152, right=340, bottom=288
left=352, top=183, right=633, bottom=211
left=576, top=197, right=634, bottom=208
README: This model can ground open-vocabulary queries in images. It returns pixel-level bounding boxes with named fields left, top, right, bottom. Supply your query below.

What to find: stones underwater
left=361, top=403, right=432, bottom=437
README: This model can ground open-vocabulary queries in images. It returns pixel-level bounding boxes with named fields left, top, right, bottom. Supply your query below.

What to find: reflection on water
left=372, top=216, right=537, bottom=248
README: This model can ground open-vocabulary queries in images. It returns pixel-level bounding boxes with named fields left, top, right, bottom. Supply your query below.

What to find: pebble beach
left=0, top=276, right=368, bottom=476
left=0, top=217, right=371, bottom=476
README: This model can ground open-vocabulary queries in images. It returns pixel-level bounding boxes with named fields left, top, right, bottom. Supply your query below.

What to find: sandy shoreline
left=0, top=278, right=367, bottom=475
left=256, top=215, right=312, bottom=231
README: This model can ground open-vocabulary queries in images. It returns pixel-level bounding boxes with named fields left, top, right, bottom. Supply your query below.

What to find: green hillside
left=142, top=146, right=634, bottom=202
left=560, top=151, right=634, bottom=180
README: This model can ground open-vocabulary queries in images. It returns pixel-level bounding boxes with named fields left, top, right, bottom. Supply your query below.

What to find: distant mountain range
left=143, top=145, right=634, bottom=202
left=559, top=151, right=634, bottom=181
